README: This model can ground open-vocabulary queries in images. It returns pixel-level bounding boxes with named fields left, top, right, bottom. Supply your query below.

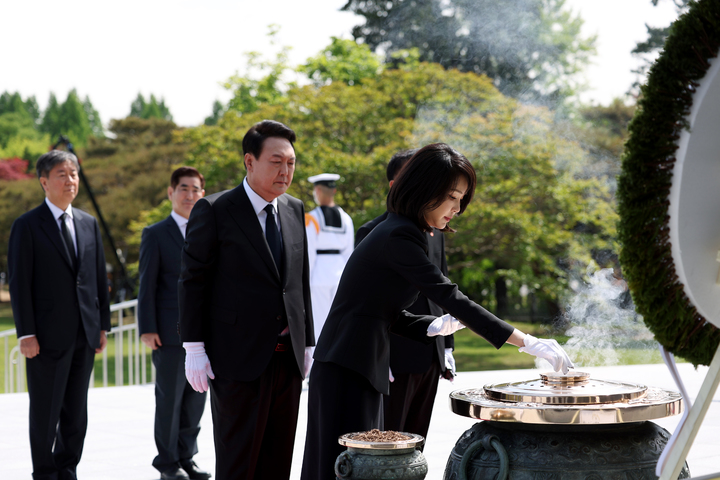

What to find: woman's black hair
left=387, top=143, right=476, bottom=233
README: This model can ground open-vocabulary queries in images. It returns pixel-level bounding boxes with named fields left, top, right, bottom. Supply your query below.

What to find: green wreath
left=618, top=0, right=720, bottom=366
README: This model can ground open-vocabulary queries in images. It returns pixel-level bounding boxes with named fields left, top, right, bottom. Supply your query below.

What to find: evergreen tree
left=40, top=93, right=62, bottom=138
left=0, top=91, right=49, bottom=160
left=83, top=95, right=104, bottom=137
left=0, top=92, right=38, bottom=123
left=24, top=96, right=40, bottom=123
left=0, top=92, right=26, bottom=116
left=629, top=0, right=688, bottom=95
left=130, top=93, right=147, bottom=118
left=129, top=93, right=173, bottom=121
left=204, top=100, right=225, bottom=126
left=342, top=0, right=595, bottom=103
left=143, top=96, right=163, bottom=119
left=39, top=90, right=96, bottom=145
left=155, top=97, right=172, bottom=121
left=59, top=89, right=93, bottom=145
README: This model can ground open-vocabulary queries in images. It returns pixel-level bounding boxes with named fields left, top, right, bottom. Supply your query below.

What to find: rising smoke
left=558, top=265, right=657, bottom=368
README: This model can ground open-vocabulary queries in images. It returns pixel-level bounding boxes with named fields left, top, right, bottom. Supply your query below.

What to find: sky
left=2, top=0, right=681, bottom=128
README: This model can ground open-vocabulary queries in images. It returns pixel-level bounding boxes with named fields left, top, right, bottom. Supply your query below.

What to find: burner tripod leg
left=658, top=343, right=720, bottom=480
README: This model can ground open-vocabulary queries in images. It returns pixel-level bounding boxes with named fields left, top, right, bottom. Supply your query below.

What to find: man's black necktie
left=60, top=213, right=77, bottom=270
left=264, top=204, right=282, bottom=273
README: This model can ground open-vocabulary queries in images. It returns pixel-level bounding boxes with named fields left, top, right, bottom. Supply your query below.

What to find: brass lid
left=484, top=371, right=647, bottom=405
left=450, top=372, right=683, bottom=425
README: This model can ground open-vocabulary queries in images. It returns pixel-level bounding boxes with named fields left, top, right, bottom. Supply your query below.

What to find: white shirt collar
left=243, top=177, right=278, bottom=215
left=170, top=210, right=188, bottom=229
left=45, top=197, right=73, bottom=220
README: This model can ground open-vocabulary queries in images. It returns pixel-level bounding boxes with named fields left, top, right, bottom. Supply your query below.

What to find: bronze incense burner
left=444, top=372, right=689, bottom=479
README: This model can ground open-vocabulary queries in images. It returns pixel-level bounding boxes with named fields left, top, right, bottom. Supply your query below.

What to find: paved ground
left=1, top=363, right=718, bottom=479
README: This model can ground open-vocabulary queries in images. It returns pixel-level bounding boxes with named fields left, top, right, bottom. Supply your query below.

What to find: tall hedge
left=618, top=0, right=720, bottom=366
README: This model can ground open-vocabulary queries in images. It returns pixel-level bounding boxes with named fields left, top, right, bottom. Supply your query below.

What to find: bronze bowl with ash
left=335, top=429, right=428, bottom=479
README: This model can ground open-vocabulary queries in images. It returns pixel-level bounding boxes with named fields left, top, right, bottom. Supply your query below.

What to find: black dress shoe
left=179, top=459, right=212, bottom=480
left=160, top=467, right=189, bottom=480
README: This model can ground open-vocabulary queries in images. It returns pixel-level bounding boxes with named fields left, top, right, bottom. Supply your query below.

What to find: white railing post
left=117, top=306, right=124, bottom=386
left=102, top=345, right=108, bottom=388
left=9, top=346, right=16, bottom=393
left=141, top=339, right=147, bottom=385
left=134, top=314, right=141, bottom=385
left=1, top=299, right=155, bottom=393
left=9, top=346, right=24, bottom=393
left=4, top=336, right=8, bottom=393
left=127, top=328, right=133, bottom=386
left=18, top=353, right=24, bottom=392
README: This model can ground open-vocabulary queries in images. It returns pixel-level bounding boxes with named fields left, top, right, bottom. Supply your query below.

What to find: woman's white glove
left=389, top=366, right=395, bottom=383
left=184, top=342, right=215, bottom=393
left=427, top=314, right=466, bottom=336
left=443, top=348, right=456, bottom=382
left=518, top=334, right=575, bottom=374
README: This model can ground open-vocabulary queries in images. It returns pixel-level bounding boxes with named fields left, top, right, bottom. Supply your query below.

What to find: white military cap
left=308, top=173, right=341, bottom=187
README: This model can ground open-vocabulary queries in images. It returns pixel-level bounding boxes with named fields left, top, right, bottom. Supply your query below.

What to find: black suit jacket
left=8, top=202, right=111, bottom=350
left=138, top=216, right=184, bottom=346
left=356, top=212, right=453, bottom=374
left=315, top=213, right=514, bottom=395
left=178, top=185, right=314, bottom=382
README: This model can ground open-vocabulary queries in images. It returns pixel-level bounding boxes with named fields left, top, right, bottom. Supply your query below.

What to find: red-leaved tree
left=0, top=157, right=33, bottom=180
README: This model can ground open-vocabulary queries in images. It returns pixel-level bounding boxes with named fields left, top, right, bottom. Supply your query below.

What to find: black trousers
left=208, top=348, right=302, bottom=480
left=300, top=361, right=383, bottom=480
left=151, top=345, right=207, bottom=472
left=383, top=361, right=442, bottom=441
left=26, top=324, right=95, bottom=480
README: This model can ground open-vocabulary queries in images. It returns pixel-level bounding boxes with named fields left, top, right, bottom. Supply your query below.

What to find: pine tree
left=204, top=100, right=225, bottom=126
left=40, top=93, right=62, bottom=139
left=83, top=96, right=104, bottom=137
left=129, top=93, right=173, bottom=121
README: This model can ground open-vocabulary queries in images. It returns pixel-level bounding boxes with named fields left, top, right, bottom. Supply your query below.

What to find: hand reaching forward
left=518, top=334, right=574, bottom=374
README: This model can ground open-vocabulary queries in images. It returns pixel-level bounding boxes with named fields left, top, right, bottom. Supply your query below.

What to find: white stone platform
left=0, top=363, right=718, bottom=479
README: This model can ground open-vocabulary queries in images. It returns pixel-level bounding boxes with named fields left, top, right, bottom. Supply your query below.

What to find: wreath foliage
left=618, top=0, right=720, bottom=366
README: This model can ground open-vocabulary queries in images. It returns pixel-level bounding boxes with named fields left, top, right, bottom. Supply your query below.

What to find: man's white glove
left=443, top=348, right=456, bottom=382
left=427, top=314, right=466, bottom=336
left=184, top=342, right=215, bottom=393
left=518, top=334, right=574, bottom=374
left=389, top=366, right=395, bottom=383
left=304, top=347, right=314, bottom=377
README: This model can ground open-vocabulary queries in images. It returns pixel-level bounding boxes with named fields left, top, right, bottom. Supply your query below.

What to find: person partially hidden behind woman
left=300, top=143, right=574, bottom=480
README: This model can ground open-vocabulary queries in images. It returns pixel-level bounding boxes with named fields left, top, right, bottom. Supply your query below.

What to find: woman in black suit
left=300, top=143, right=573, bottom=480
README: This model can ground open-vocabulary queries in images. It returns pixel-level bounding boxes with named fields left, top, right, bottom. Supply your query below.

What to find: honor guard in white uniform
left=306, top=173, right=354, bottom=345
